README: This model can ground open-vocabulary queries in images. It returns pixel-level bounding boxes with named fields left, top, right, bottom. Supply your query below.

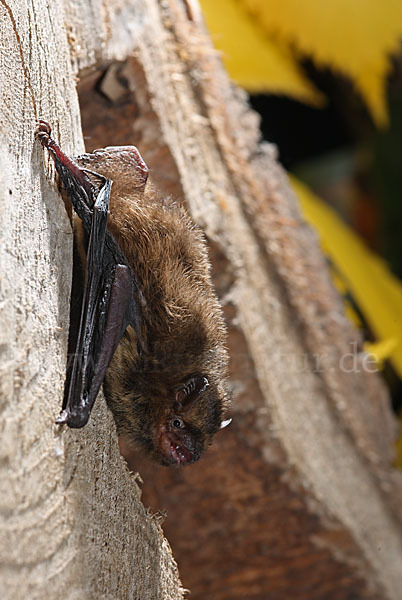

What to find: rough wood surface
left=70, top=1, right=402, bottom=598
left=1, top=0, right=402, bottom=599
left=0, top=2, right=182, bottom=599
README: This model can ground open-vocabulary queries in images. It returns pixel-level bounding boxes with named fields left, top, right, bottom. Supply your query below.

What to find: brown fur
left=74, top=147, right=230, bottom=464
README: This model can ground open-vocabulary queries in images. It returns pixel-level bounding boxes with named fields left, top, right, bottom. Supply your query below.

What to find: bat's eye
left=171, top=417, right=185, bottom=429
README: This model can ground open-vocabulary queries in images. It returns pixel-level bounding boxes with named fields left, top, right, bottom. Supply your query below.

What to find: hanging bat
left=35, top=120, right=231, bottom=465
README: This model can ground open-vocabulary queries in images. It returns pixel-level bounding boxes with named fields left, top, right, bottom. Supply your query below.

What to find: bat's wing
left=58, top=183, right=139, bottom=428
left=36, top=121, right=143, bottom=428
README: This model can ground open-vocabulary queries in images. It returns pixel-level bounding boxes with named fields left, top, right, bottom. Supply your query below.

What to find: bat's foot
left=35, top=120, right=95, bottom=201
left=35, top=119, right=52, bottom=147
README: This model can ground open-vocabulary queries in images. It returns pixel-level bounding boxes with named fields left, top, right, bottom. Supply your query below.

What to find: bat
left=36, top=120, right=231, bottom=465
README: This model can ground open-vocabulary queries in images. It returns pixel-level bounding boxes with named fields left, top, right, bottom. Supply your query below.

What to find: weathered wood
left=1, top=0, right=402, bottom=599
left=70, top=1, right=402, bottom=599
left=0, top=1, right=182, bottom=599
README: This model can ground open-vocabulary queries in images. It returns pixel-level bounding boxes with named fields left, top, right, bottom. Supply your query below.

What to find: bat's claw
left=35, top=119, right=52, bottom=146
left=55, top=409, right=69, bottom=425
left=37, top=119, right=51, bottom=135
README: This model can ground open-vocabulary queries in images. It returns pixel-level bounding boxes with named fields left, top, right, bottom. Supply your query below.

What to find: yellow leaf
left=329, top=266, right=362, bottom=327
left=241, top=0, right=402, bottom=125
left=291, top=176, right=402, bottom=377
left=200, top=0, right=324, bottom=105
left=364, top=338, right=399, bottom=368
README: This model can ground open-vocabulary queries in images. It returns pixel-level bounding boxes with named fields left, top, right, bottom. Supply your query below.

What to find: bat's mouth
left=158, top=430, right=194, bottom=465
left=168, top=440, right=193, bottom=464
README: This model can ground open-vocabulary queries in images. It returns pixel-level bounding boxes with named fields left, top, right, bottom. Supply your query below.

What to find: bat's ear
left=174, top=375, right=209, bottom=413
